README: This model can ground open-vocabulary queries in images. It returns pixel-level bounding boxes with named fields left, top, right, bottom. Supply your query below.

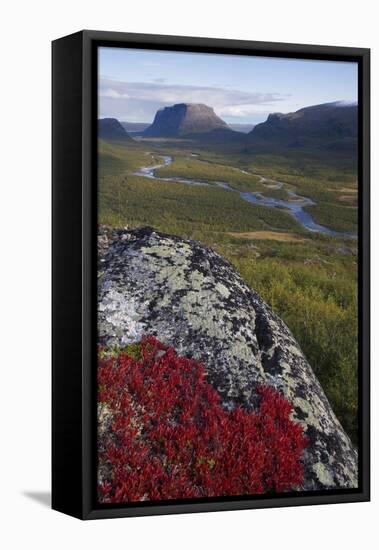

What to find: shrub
left=98, top=336, right=307, bottom=503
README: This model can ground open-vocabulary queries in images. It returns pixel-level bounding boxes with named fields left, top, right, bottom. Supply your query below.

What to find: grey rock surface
left=98, top=225, right=358, bottom=491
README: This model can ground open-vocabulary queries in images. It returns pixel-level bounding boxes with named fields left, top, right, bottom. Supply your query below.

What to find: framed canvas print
left=52, top=30, right=370, bottom=519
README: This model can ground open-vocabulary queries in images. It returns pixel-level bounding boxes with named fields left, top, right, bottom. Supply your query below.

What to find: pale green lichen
left=140, top=243, right=177, bottom=258
left=141, top=240, right=191, bottom=259
left=292, top=397, right=321, bottom=430
left=312, top=462, right=334, bottom=486
left=155, top=265, right=189, bottom=292
left=215, top=282, right=231, bottom=298
left=287, top=343, right=304, bottom=357
left=189, top=269, right=207, bottom=291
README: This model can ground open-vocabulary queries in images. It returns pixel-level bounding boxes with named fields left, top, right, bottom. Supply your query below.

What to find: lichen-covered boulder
left=98, top=225, right=358, bottom=491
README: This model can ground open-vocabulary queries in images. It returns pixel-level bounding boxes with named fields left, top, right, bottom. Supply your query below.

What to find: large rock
left=143, top=103, right=228, bottom=137
left=98, top=225, right=358, bottom=491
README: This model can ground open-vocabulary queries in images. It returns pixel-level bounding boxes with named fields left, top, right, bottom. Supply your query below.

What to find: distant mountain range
left=99, top=101, right=358, bottom=153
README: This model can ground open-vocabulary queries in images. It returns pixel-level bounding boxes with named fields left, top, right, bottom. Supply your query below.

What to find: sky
left=98, top=47, right=358, bottom=125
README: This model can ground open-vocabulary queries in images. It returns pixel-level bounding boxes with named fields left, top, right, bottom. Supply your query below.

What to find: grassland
left=227, top=231, right=306, bottom=241
left=98, top=138, right=359, bottom=444
left=152, top=149, right=358, bottom=233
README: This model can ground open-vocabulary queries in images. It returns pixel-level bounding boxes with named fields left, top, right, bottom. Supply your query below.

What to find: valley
left=133, top=153, right=356, bottom=238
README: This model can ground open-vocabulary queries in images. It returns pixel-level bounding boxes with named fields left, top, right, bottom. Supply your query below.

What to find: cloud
left=99, top=79, right=285, bottom=107
left=98, top=78, right=289, bottom=123
left=101, top=88, right=130, bottom=99
left=218, top=104, right=278, bottom=118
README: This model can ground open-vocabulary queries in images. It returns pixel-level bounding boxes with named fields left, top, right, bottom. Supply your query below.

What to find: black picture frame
left=52, top=30, right=370, bottom=520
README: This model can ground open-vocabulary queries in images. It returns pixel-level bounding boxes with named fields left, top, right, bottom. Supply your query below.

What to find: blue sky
left=98, top=47, right=358, bottom=125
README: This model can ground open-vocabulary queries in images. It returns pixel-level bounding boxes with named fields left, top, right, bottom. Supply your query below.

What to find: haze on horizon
left=99, top=47, right=358, bottom=126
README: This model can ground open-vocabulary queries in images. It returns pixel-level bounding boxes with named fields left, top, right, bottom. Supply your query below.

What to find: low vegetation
left=303, top=203, right=358, bottom=234
left=98, top=337, right=307, bottom=503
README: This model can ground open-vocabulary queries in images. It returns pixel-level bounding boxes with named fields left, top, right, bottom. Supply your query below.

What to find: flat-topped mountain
left=143, top=103, right=228, bottom=137
left=249, top=101, right=358, bottom=150
left=98, top=118, right=133, bottom=141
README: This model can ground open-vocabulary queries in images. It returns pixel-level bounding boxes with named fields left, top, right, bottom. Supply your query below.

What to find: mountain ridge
left=248, top=101, right=358, bottom=150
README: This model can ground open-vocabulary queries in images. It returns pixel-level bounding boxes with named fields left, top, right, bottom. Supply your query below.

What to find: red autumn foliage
left=97, top=336, right=307, bottom=503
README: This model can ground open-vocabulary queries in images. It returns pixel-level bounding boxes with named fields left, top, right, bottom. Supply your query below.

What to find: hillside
left=98, top=118, right=133, bottom=141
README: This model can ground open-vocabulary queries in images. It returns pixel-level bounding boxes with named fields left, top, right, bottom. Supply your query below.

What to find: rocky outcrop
left=143, top=103, right=228, bottom=137
left=98, top=225, right=358, bottom=491
left=98, top=118, right=133, bottom=141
